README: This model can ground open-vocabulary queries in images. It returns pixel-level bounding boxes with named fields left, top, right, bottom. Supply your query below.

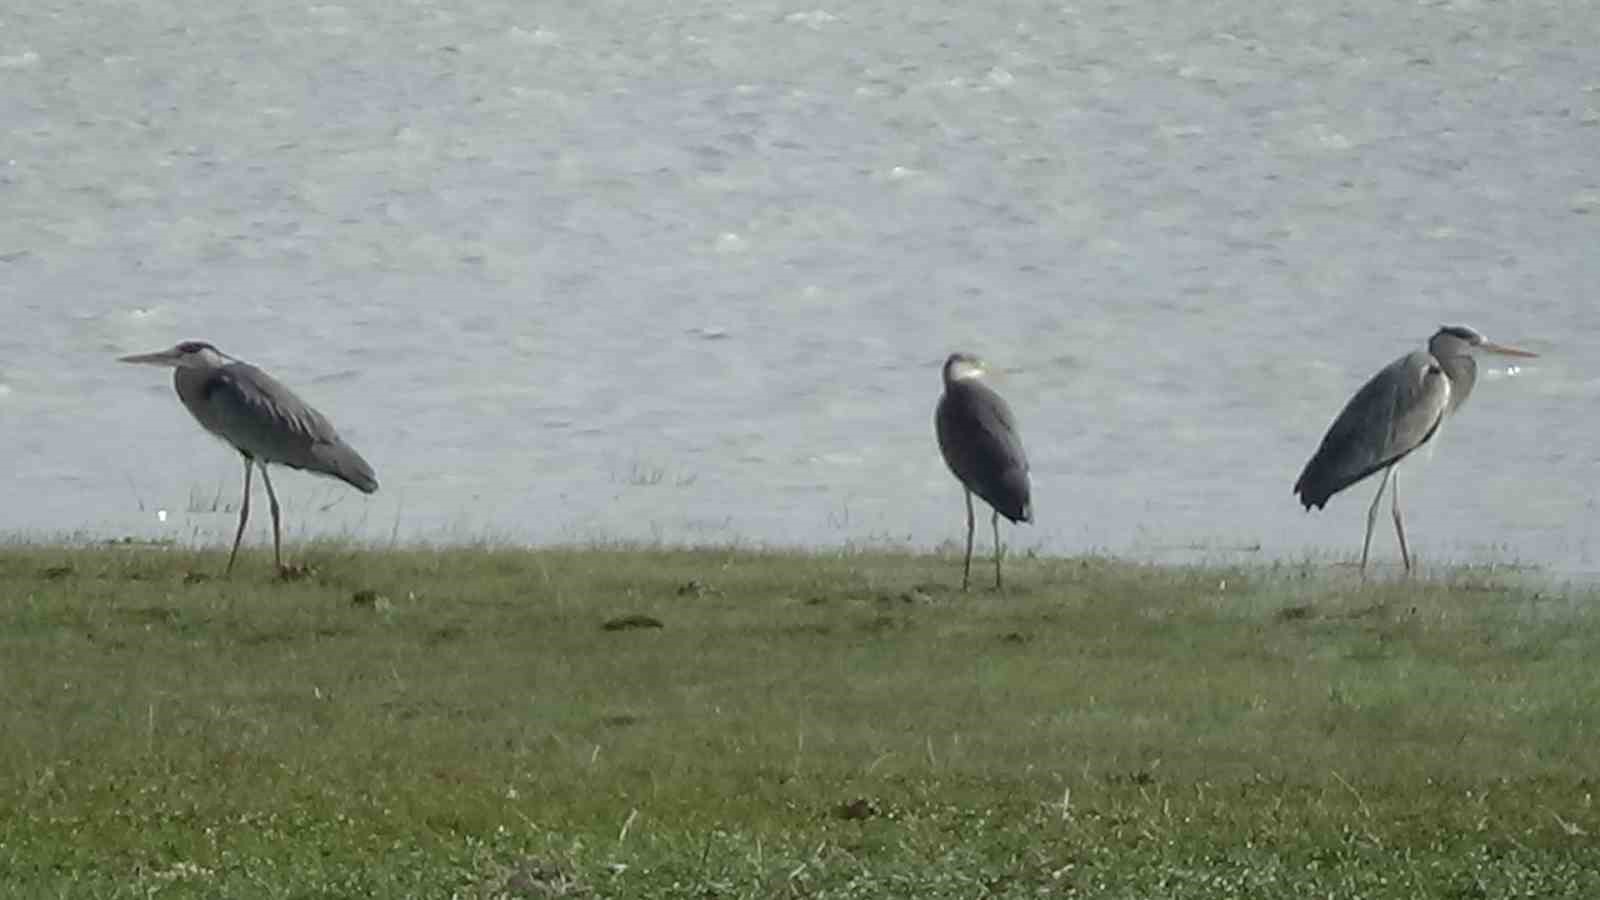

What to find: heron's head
left=1429, top=325, right=1538, bottom=360
left=942, top=352, right=988, bottom=385
left=118, top=341, right=229, bottom=370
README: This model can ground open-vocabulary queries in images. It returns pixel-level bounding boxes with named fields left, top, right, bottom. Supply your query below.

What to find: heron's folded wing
left=201, top=364, right=379, bottom=492
left=1294, top=352, right=1448, bottom=508
left=936, top=381, right=1031, bottom=522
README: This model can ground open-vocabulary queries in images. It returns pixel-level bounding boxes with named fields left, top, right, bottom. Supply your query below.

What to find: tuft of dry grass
left=0, top=544, right=1596, bottom=897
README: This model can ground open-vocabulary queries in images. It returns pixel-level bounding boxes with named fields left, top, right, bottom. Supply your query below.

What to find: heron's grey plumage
left=935, top=353, right=1031, bottom=590
left=174, top=362, right=378, bottom=493
left=1293, top=325, right=1535, bottom=572
left=121, top=341, right=378, bottom=573
left=1292, top=350, right=1450, bottom=511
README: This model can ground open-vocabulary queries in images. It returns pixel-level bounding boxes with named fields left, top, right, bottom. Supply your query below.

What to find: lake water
left=3, top=0, right=1597, bottom=573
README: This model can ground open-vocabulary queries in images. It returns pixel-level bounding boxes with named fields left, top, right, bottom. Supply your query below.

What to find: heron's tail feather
left=990, top=470, right=1032, bottom=524
left=313, top=441, right=379, bottom=494
left=1295, top=456, right=1391, bottom=511
left=1293, top=474, right=1332, bottom=511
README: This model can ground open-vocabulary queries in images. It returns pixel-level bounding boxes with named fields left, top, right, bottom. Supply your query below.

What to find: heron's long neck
left=173, top=366, right=223, bottom=422
left=1438, top=352, right=1477, bottom=414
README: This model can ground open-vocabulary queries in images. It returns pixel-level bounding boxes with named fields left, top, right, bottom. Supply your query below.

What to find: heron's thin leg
left=226, top=456, right=253, bottom=576
left=961, top=489, right=975, bottom=592
left=991, top=509, right=1003, bottom=590
left=1391, top=468, right=1412, bottom=573
left=1361, top=467, right=1393, bottom=574
left=259, top=464, right=284, bottom=571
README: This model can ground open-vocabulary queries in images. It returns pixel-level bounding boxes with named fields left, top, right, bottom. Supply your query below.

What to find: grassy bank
left=0, top=544, right=1596, bottom=898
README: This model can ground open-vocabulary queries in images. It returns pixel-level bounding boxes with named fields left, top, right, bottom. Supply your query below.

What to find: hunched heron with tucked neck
left=1294, top=325, right=1536, bottom=573
left=120, top=341, right=379, bottom=574
left=935, top=352, right=1032, bottom=590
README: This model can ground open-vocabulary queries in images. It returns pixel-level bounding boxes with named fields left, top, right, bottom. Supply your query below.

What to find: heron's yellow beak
left=118, top=350, right=181, bottom=366
left=1480, top=341, right=1538, bottom=358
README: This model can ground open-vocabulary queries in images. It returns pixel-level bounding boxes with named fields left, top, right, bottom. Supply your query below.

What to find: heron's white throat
left=947, top=359, right=987, bottom=382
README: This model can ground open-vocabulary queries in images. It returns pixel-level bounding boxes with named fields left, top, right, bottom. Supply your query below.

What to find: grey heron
left=1293, top=325, right=1536, bottom=572
left=120, top=341, right=378, bottom=574
left=935, top=352, right=1032, bottom=590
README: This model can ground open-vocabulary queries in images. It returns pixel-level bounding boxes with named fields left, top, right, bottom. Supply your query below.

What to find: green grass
left=0, top=544, right=1596, bottom=897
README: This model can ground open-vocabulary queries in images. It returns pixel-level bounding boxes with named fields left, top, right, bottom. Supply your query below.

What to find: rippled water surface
left=3, top=1, right=1597, bottom=572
